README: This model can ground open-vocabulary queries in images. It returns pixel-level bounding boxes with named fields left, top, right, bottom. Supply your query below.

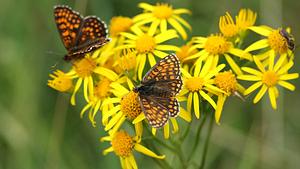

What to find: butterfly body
left=134, top=54, right=183, bottom=128
left=54, top=5, right=110, bottom=61
left=279, top=29, right=295, bottom=51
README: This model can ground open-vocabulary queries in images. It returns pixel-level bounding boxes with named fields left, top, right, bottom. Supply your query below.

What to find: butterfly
left=54, top=5, right=110, bottom=61
left=134, top=54, right=183, bottom=128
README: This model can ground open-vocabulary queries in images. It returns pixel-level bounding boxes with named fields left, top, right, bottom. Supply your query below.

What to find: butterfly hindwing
left=149, top=96, right=180, bottom=117
left=139, top=95, right=170, bottom=128
left=54, top=5, right=83, bottom=50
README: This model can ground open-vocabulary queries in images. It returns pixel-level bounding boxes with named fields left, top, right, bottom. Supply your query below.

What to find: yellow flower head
left=219, top=12, right=239, bottom=38
left=48, top=70, right=74, bottom=92
left=134, top=2, right=191, bottom=39
left=118, top=26, right=179, bottom=80
left=176, top=43, right=198, bottom=64
left=101, top=130, right=165, bottom=169
left=109, top=16, right=133, bottom=37
left=236, top=9, right=257, bottom=31
left=180, top=57, right=225, bottom=119
left=238, top=53, right=299, bottom=109
left=215, top=71, right=238, bottom=94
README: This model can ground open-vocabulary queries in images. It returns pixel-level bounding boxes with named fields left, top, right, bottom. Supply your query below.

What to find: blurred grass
left=0, top=0, right=300, bottom=169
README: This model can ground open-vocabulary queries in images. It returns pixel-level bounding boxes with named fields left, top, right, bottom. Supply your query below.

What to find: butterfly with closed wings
left=54, top=5, right=110, bottom=61
left=134, top=54, right=183, bottom=128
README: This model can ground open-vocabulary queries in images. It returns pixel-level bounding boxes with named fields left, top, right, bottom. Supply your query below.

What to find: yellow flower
left=113, top=49, right=137, bottom=75
left=80, top=76, right=125, bottom=127
left=101, top=130, right=165, bottom=169
left=187, top=34, right=252, bottom=75
left=245, top=26, right=293, bottom=56
left=133, top=2, right=191, bottom=40
left=180, top=57, right=225, bottom=119
left=67, top=53, right=119, bottom=106
left=219, top=9, right=256, bottom=38
left=176, top=42, right=198, bottom=65
left=238, top=54, right=299, bottom=109
left=48, top=69, right=74, bottom=92
left=110, top=16, right=133, bottom=37
left=214, top=71, right=245, bottom=124
left=118, top=26, right=179, bottom=80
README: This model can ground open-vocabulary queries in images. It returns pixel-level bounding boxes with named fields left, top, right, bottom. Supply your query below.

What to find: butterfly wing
left=142, top=54, right=182, bottom=96
left=54, top=5, right=83, bottom=50
left=72, top=16, right=109, bottom=53
left=139, top=95, right=170, bottom=128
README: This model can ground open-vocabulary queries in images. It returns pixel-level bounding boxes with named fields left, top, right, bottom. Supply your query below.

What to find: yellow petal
left=237, top=75, right=261, bottom=81
left=71, top=78, right=83, bottom=105
left=241, top=67, right=263, bottom=76
left=170, top=118, right=179, bottom=133
left=128, top=154, right=138, bottom=169
left=179, top=107, right=191, bottom=122
left=148, top=53, right=156, bottom=67
left=148, top=19, right=160, bottom=36
left=253, top=85, right=267, bottom=103
left=168, top=17, right=187, bottom=40
left=279, top=73, right=299, bottom=80
left=278, top=81, right=296, bottom=91
left=224, top=54, right=243, bottom=75
left=193, top=92, right=200, bottom=119
left=274, top=53, right=287, bottom=71
left=200, top=91, right=217, bottom=109
left=153, top=50, right=168, bottom=58
left=138, top=2, right=154, bottom=11
left=83, top=77, right=89, bottom=102
left=268, top=87, right=277, bottom=110
left=253, top=56, right=266, bottom=72
left=173, top=8, right=192, bottom=15
left=103, top=146, right=114, bottom=155
left=132, top=113, right=146, bottom=124
left=155, top=45, right=180, bottom=51
left=134, top=143, right=165, bottom=159
left=160, top=19, right=167, bottom=32
left=215, top=95, right=226, bottom=124
left=172, top=15, right=192, bottom=30
left=277, top=61, right=294, bottom=75
left=164, top=122, right=170, bottom=139
left=154, top=30, right=178, bottom=43
left=244, top=81, right=263, bottom=95
left=105, top=112, right=124, bottom=131
left=248, top=26, right=272, bottom=37
left=138, top=54, right=146, bottom=80
left=244, top=39, right=269, bottom=52
left=94, top=67, right=119, bottom=81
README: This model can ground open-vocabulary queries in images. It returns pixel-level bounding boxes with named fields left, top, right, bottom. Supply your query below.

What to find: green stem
left=187, top=114, right=207, bottom=162
left=199, top=113, right=214, bottom=169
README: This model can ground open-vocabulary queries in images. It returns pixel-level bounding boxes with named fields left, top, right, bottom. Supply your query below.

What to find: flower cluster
left=48, top=3, right=298, bottom=169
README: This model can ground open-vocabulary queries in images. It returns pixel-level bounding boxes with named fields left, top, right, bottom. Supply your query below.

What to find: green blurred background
left=0, top=0, right=299, bottom=169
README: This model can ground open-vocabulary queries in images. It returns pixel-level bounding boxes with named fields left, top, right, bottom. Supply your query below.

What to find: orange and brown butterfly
left=53, top=5, right=110, bottom=61
left=133, top=54, right=183, bottom=128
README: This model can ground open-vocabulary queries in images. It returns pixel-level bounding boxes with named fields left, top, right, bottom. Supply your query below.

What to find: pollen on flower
left=120, top=91, right=142, bottom=120
left=109, top=16, right=133, bottom=37
left=48, top=70, right=73, bottom=92
left=176, top=44, right=197, bottom=63
left=136, top=34, right=156, bottom=53
left=185, top=77, right=204, bottom=92
left=219, top=12, right=239, bottom=38
left=268, top=30, right=288, bottom=54
left=111, top=131, right=134, bottom=157
left=204, top=34, right=231, bottom=55
left=262, top=70, right=278, bottom=87
left=94, top=78, right=111, bottom=99
left=73, top=58, right=97, bottom=78
left=153, top=3, right=173, bottom=19
left=215, top=71, right=237, bottom=94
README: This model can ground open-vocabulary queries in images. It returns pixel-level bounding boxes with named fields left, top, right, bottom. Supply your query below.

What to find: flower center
left=153, top=3, right=173, bottom=19
left=215, top=71, right=237, bottom=94
left=268, top=30, right=288, bottom=54
left=73, top=58, right=97, bottom=78
left=48, top=70, right=73, bottom=92
left=111, top=131, right=134, bottom=157
left=176, top=45, right=198, bottom=63
left=136, top=34, right=156, bottom=53
left=94, top=78, right=111, bottom=99
left=262, top=70, right=278, bottom=87
left=120, top=91, right=142, bottom=120
left=185, top=77, right=204, bottom=92
left=109, top=16, right=133, bottom=37
left=204, top=34, right=231, bottom=55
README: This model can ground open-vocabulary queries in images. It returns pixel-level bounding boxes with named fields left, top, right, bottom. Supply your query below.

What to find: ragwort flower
left=101, top=130, right=165, bottom=169
left=134, top=2, right=191, bottom=39
left=48, top=69, right=74, bottom=92
left=238, top=54, right=299, bottom=109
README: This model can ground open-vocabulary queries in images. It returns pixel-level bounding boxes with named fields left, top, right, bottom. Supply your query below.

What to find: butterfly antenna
left=233, top=91, right=246, bottom=102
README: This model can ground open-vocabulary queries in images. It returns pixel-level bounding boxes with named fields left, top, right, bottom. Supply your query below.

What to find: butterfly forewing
left=139, top=95, right=170, bottom=128
left=54, top=5, right=83, bottom=50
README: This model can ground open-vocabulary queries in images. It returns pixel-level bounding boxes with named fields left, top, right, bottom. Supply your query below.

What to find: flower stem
left=199, top=113, right=214, bottom=169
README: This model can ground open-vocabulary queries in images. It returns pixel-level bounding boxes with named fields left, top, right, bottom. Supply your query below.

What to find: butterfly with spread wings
left=133, top=54, right=183, bottom=128
left=54, top=5, right=110, bottom=61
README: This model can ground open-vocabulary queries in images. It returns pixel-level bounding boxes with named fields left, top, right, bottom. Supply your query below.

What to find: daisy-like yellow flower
left=180, top=57, right=225, bottom=119
left=101, top=130, right=165, bottom=169
left=214, top=71, right=245, bottom=124
left=67, top=53, right=119, bottom=106
left=80, top=75, right=124, bottom=127
left=238, top=55, right=299, bottom=109
left=219, top=9, right=256, bottom=38
left=186, top=34, right=252, bottom=75
left=48, top=69, right=74, bottom=92
left=245, top=26, right=294, bottom=59
left=133, top=2, right=191, bottom=40
left=113, top=49, right=137, bottom=75
left=118, top=26, right=179, bottom=80
left=176, top=42, right=198, bottom=66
